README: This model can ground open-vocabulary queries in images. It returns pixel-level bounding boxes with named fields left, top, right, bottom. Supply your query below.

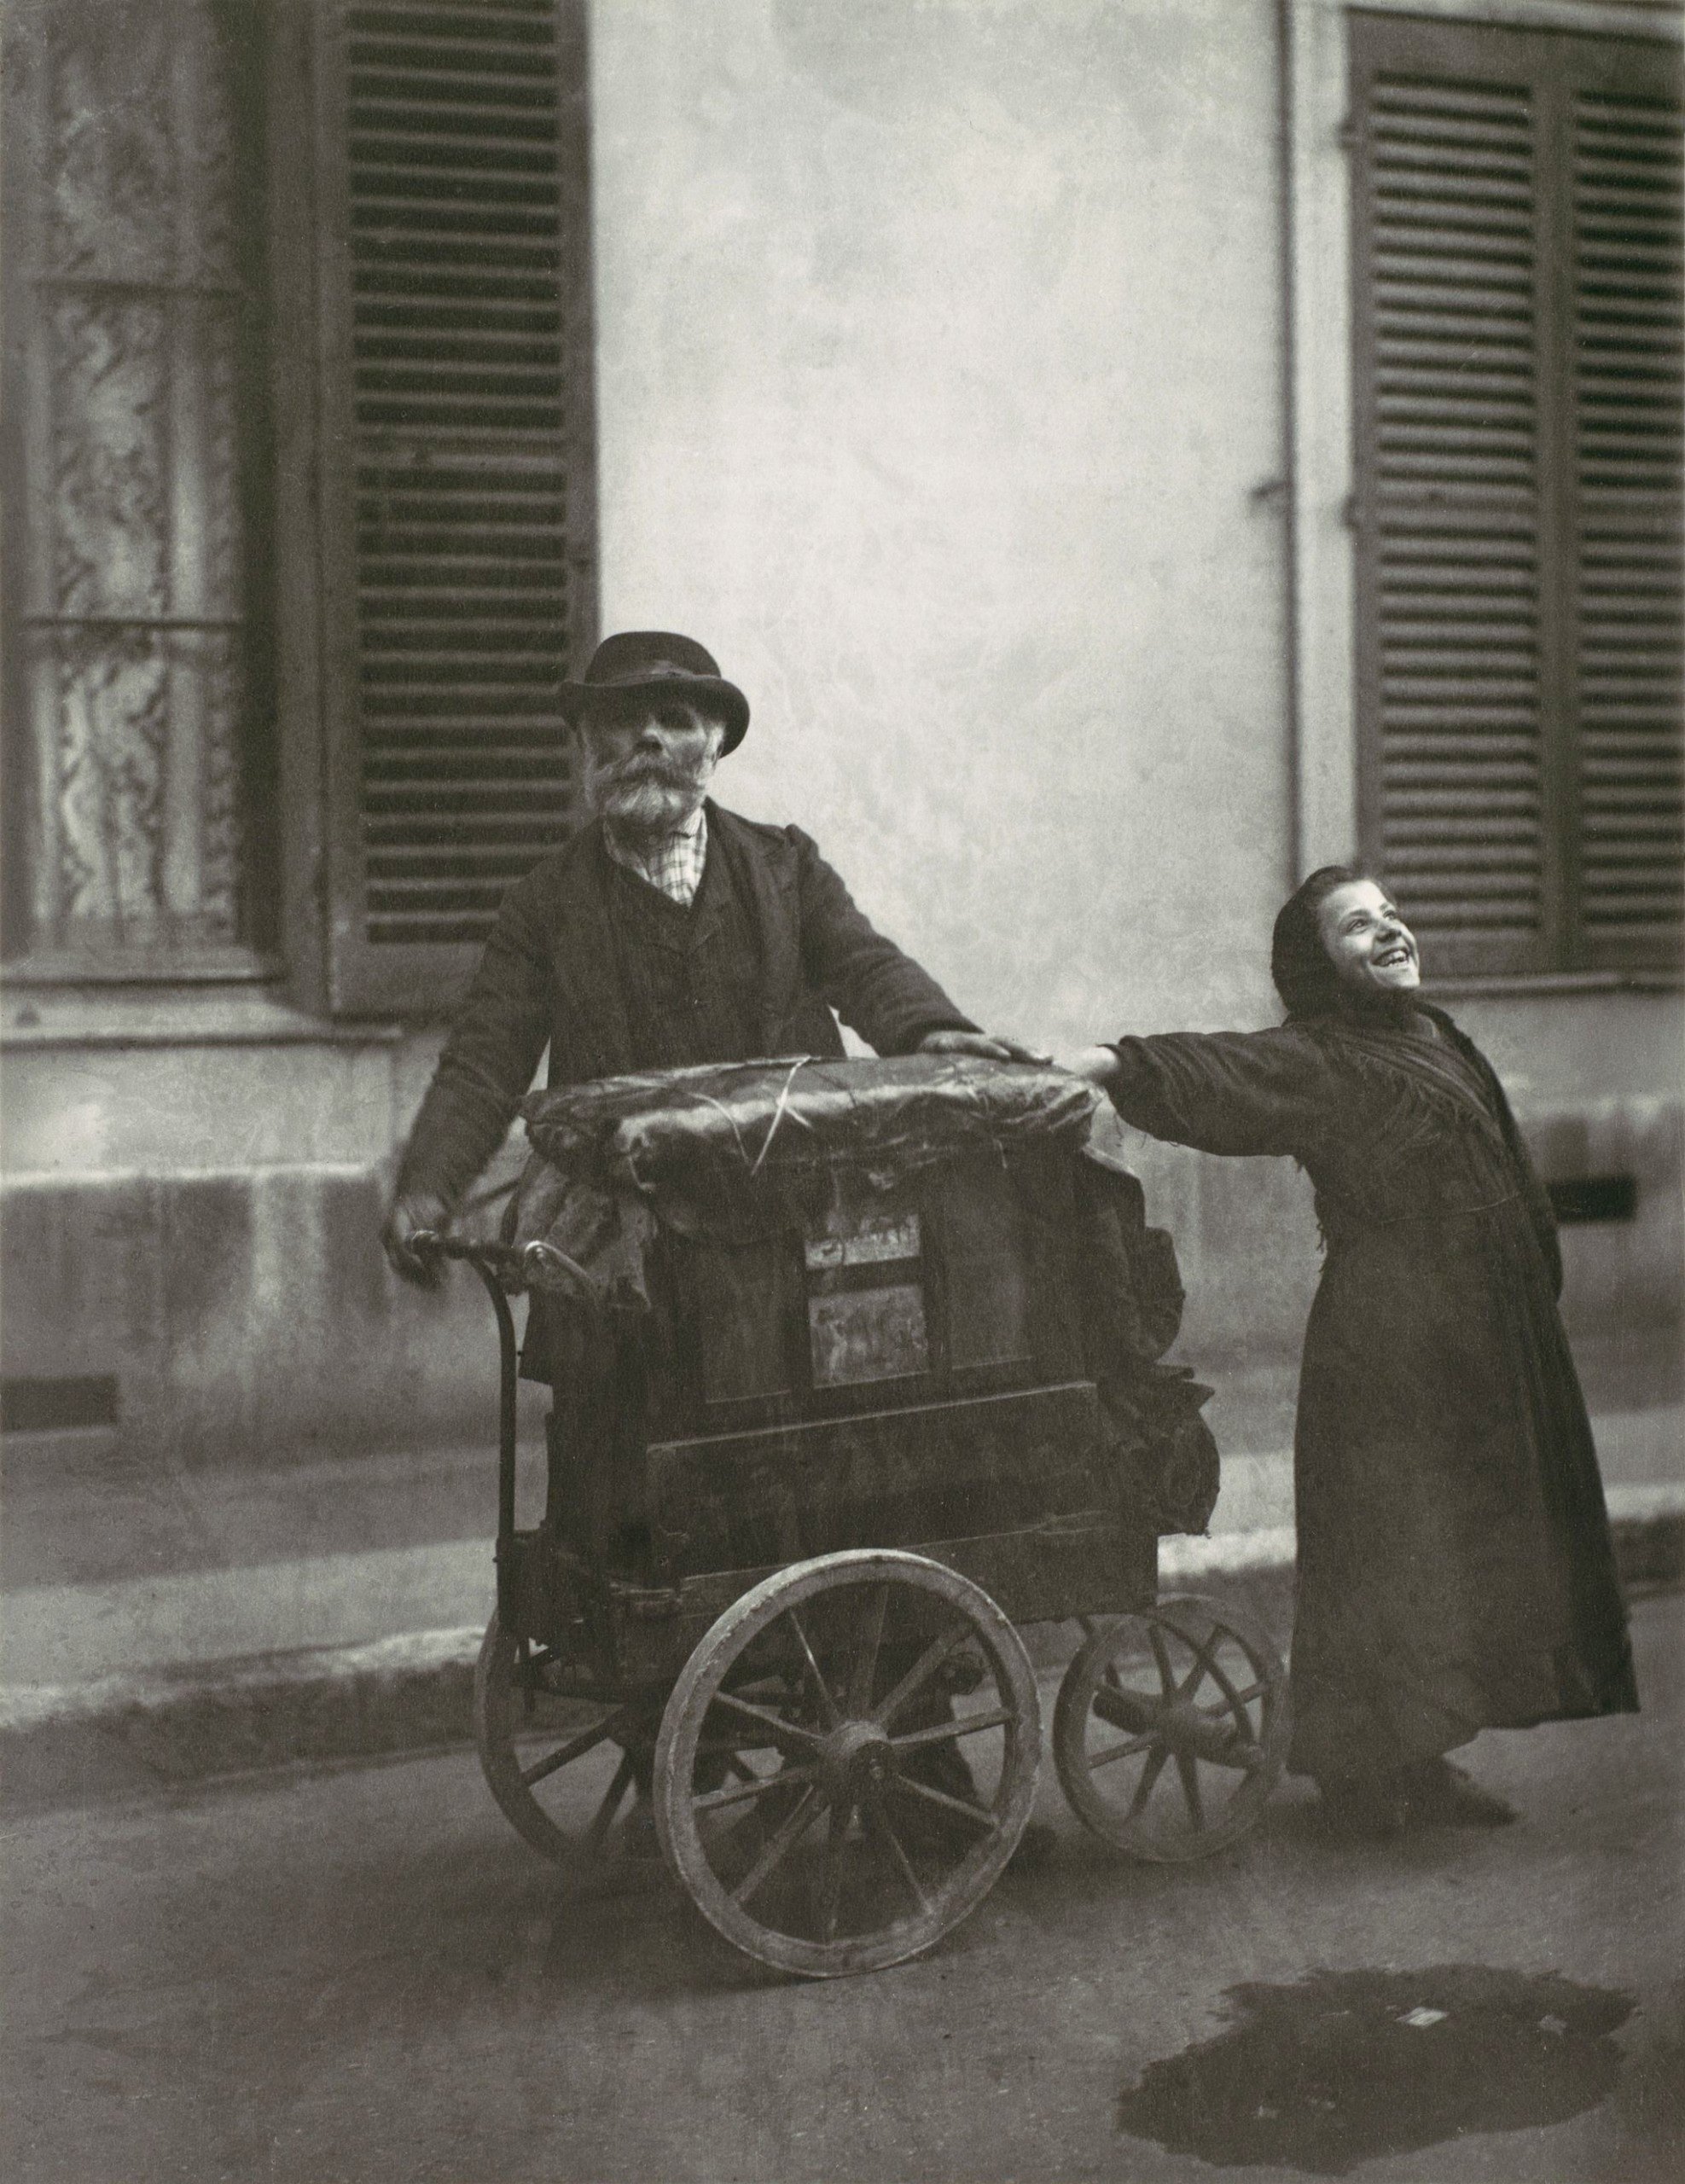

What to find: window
left=1350, top=13, right=1682, bottom=978
left=0, top=0, right=276, bottom=975
left=299, top=0, right=597, bottom=1017
left=1, top=0, right=596, bottom=1016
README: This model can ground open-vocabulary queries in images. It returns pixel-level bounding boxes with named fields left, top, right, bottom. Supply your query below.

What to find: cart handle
left=409, top=1229, right=602, bottom=1324
left=410, top=1231, right=524, bottom=1559
left=406, top=1230, right=521, bottom=1279
left=408, top=1232, right=605, bottom=1588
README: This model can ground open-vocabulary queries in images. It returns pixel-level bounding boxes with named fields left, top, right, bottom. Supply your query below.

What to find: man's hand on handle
left=917, top=1028, right=1052, bottom=1066
left=381, top=1190, right=455, bottom=1288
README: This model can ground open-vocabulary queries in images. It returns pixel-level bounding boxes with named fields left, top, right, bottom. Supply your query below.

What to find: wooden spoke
left=1125, top=1744, right=1170, bottom=1821
left=817, top=1798, right=857, bottom=1943
left=1174, top=1641, right=1216, bottom=1703
left=729, top=1785, right=825, bottom=1906
left=1084, top=1623, right=1126, bottom=1693
left=1186, top=1641, right=1268, bottom=1767
left=864, top=1785, right=933, bottom=1915
left=709, top=1689, right=824, bottom=1751
left=1196, top=1645, right=1260, bottom=1718
left=692, top=1763, right=819, bottom=1815
left=721, top=1670, right=788, bottom=1696
left=1086, top=1731, right=1159, bottom=1770
left=692, top=1738, right=770, bottom=1766
left=1175, top=1751, right=1206, bottom=1832
left=846, top=1584, right=890, bottom=1717
left=518, top=1711, right=628, bottom=1790
left=1200, top=1679, right=1265, bottom=1716
left=785, top=1609, right=841, bottom=1730
left=584, top=1751, right=636, bottom=1856
left=1147, top=1622, right=1179, bottom=1697
left=892, top=1774, right=996, bottom=1831
left=888, top=1706, right=1015, bottom=1752
left=871, top=1622, right=972, bottom=1728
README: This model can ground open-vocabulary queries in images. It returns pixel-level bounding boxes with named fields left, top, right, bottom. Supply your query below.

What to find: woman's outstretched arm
left=1059, top=1027, right=1343, bottom=1159
left=1064, top=1046, right=1124, bottom=1087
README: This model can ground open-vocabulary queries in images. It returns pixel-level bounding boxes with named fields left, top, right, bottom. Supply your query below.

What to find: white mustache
left=599, top=756, right=705, bottom=790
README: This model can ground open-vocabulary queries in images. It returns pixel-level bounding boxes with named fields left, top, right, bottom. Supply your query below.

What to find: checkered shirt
left=601, top=806, right=708, bottom=908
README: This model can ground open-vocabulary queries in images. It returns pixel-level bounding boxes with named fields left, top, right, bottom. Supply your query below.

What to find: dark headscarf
left=1271, top=863, right=1370, bottom=1021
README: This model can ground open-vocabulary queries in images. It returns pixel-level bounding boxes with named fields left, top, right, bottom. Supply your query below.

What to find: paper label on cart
left=804, top=1212, right=921, bottom=1270
left=808, top=1284, right=929, bottom=1385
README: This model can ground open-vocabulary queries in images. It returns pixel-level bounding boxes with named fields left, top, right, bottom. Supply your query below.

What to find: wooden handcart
left=420, top=1057, right=1289, bottom=1978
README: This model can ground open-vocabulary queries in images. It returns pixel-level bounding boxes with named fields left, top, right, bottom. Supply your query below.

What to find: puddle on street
left=1118, top=1965, right=1633, bottom=2175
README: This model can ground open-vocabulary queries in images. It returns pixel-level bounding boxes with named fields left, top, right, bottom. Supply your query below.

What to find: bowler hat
left=559, top=631, right=750, bottom=753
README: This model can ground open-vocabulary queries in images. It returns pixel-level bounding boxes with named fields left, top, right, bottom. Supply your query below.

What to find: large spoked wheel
left=474, top=1611, right=663, bottom=1869
left=1053, top=1594, right=1290, bottom=1862
left=654, top=1551, right=1042, bottom=1978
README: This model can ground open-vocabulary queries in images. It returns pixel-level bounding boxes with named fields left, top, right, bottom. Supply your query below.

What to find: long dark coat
left=397, top=800, right=976, bottom=1208
left=1107, top=1005, right=1638, bottom=1780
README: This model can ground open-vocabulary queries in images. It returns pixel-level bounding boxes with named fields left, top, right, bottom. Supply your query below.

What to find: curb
left=3, top=1509, right=1677, bottom=1815
left=2, top=1628, right=483, bottom=1813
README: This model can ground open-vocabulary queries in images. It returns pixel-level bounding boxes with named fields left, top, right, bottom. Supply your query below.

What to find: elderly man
left=383, top=630, right=1037, bottom=1279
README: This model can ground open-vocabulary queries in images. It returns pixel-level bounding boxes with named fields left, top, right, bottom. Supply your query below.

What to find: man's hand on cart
left=381, top=1190, right=456, bottom=1287
left=918, top=1028, right=1051, bottom=1066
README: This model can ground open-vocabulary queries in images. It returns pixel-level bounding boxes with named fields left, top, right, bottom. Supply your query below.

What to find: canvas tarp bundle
left=523, top=1054, right=1101, bottom=1204
left=509, top=1054, right=1100, bottom=1310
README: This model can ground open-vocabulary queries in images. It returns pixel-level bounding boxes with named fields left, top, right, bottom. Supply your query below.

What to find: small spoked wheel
left=654, top=1551, right=1042, bottom=1978
left=474, top=1611, right=663, bottom=1869
left=1053, top=1594, right=1289, bottom=1862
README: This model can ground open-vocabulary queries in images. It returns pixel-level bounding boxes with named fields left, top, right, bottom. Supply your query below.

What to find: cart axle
left=1093, top=1684, right=1261, bottom=1770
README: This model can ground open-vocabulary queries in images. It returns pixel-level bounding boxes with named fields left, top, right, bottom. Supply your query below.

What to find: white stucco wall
left=588, top=0, right=1293, bottom=1052
left=4, top=0, right=1673, bottom=1468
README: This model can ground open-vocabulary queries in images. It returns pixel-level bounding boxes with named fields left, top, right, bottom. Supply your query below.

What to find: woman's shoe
left=1397, top=1757, right=1518, bottom=1829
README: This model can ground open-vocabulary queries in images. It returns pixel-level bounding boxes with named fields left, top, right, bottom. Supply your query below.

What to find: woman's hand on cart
left=1055, top=1045, right=1123, bottom=1087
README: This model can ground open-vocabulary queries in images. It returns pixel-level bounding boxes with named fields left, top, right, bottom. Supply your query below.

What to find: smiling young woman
left=1316, top=880, right=1421, bottom=1000
left=1065, top=866, right=1638, bottom=1838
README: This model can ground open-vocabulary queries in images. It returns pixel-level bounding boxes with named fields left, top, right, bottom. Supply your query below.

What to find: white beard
left=594, top=774, right=704, bottom=834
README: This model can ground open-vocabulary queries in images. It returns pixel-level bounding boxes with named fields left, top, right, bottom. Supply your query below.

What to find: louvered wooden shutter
left=1351, top=15, right=1682, bottom=979
left=315, top=0, right=595, bottom=1016
left=1573, top=52, right=1683, bottom=966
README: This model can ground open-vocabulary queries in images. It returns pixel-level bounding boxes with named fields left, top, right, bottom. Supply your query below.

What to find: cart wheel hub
left=819, top=1718, right=893, bottom=1794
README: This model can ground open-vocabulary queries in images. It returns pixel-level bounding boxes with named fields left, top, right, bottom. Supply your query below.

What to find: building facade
left=3, top=0, right=1679, bottom=1468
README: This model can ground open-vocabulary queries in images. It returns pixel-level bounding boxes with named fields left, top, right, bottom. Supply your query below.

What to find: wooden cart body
left=496, top=1135, right=1156, bottom=1690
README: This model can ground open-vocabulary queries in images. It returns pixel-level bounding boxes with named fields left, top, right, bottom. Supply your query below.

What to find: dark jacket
left=396, top=801, right=976, bottom=1206
left=1107, top=1008, right=1637, bottom=1775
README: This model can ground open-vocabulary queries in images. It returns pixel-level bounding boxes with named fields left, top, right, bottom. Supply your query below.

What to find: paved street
left=3, top=1589, right=1681, bottom=2184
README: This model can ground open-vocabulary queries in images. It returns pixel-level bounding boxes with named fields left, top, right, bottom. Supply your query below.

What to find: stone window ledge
left=0, top=984, right=403, bottom=1051
left=1422, top=973, right=1684, bottom=1000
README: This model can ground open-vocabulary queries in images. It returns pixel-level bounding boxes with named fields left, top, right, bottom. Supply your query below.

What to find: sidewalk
left=3, top=1374, right=1678, bottom=1809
